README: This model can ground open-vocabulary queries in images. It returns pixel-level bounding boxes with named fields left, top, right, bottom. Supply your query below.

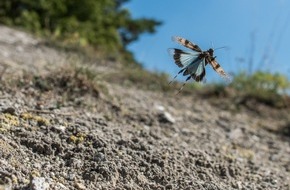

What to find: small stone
left=53, top=125, right=67, bottom=132
left=231, top=181, right=242, bottom=189
left=30, top=177, right=49, bottom=190
left=75, top=182, right=86, bottom=190
left=158, top=112, right=175, bottom=124
left=229, top=128, right=243, bottom=140
left=155, top=104, right=165, bottom=111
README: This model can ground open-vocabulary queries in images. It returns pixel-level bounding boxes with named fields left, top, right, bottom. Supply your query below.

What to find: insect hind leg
left=176, top=75, right=191, bottom=95
left=169, top=68, right=185, bottom=84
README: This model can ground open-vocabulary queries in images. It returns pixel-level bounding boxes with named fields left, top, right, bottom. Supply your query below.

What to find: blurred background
left=0, top=0, right=289, bottom=106
left=125, top=0, right=290, bottom=82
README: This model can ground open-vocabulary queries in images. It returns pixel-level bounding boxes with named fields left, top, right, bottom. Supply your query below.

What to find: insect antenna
left=169, top=68, right=185, bottom=84
left=175, top=75, right=191, bottom=95
left=211, top=40, right=229, bottom=51
left=214, top=46, right=228, bottom=51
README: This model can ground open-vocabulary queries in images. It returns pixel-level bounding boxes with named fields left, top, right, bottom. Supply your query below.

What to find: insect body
left=168, top=36, right=231, bottom=93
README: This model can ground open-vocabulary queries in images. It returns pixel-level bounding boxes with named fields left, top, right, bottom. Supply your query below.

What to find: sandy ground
left=0, top=25, right=290, bottom=190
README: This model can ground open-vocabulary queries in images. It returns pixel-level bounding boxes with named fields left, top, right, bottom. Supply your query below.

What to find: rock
left=53, top=125, right=67, bottom=133
left=75, top=182, right=86, bottom=190
left=229, top=128, right=243, bottom=140
left=155, top=104, right=165, bottom=111
left=29, top=177, right=49, bottom=190
left=155, top=104, right=176, bottom=124
left=158, top=112, right=176, bottom=124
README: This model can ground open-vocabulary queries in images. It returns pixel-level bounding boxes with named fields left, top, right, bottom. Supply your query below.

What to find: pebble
left=158, top=112, right=175, bottom=124
left=75, top=182, right=86, bottom=190
left=30, top=177, right=49, bottom=190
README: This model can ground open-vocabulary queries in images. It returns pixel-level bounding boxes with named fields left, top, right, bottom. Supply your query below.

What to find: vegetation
left=231, top=71, right=289, bottom=94
left=231, top=71, right=290, bottom=107
left=0, top=0, right=161, bottom=61
left=202, top=71, right=290, bottom=108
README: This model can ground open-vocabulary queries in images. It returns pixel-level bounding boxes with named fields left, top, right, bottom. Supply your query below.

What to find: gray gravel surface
left=0, top=25, right=290, bottom=190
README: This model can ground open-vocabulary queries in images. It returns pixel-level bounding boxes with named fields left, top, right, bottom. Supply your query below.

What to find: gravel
left=0, top=24, right=290, bottom=190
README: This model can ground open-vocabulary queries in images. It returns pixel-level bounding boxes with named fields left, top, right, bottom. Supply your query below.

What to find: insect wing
left=168, top=48, right=200, bottom=68
left=210, top=60, right=232, bottom=82
left=182, top=58, right=206, bottom=82
left=190, top=58, right=206, bottom=82
left=172, top=36, right=202, bottom=52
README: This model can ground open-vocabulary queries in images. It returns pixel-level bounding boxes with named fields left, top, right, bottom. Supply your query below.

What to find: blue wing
left=168, top=48, right=200, bottom=68
left=183, top=58, right=206, bottom=82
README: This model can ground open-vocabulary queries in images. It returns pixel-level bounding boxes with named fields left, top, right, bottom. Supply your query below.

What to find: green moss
left=69, top=133, right=86, bottom=144
left=20, top=112, right=50, bottom=126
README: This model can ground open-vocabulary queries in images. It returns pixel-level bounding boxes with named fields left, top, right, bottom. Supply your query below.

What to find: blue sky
left=125, top=0, right=290, bottom=82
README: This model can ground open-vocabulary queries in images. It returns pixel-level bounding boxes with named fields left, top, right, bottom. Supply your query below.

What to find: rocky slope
left=0, top=25, right=290, bottom=190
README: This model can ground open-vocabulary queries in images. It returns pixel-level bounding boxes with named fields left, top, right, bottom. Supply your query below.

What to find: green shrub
left=231, top=71, right=289, bottom=94
left=201, top=71, right=290, bottom=108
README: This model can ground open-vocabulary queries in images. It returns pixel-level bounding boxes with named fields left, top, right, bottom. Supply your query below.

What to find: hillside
left=0, top=25, right=290, bottom=190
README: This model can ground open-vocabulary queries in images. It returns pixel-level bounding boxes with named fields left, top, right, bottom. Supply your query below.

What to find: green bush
left=230, top=71, right=290, bottom=107
left=231, top=71, right=289, bottom=94
left=200, top=71, right=290, bottom=108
